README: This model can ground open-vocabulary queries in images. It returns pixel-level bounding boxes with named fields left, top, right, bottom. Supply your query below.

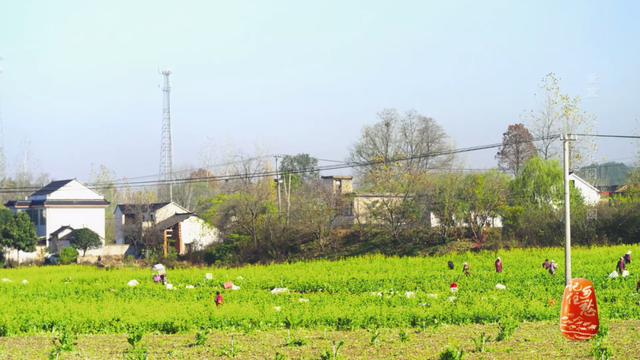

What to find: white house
left=4, top=179, right=109, bottom=259
left=569, top=173, right=600, bottom=206
left=114, top=201, right=218, bottom=254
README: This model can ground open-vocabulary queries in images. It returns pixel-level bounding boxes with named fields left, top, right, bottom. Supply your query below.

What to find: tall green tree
left=460, top=170, right=509, bottom=240
left=69, top=228, right=102, bottom=257
left=1, top=212, right=38, bottom=264
left=511, top=156, right=564, bottom=207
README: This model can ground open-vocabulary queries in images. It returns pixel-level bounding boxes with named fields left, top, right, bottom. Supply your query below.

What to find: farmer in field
left=448, top=260, right=455, bottom=270
left=495, top=257, right=503, bottom=273
left=616, top=257, right=625, bottom=274
left=549, top=260, right=558, bottom=275
left=542, top=259, right=550, bottom=270
left=215, top=291, right=224, bottom=307
left=463, top=262, right=470, bottom=276
left=151, top=263, right=167, bottom=285
left=624, top=251, right=632, bottom=264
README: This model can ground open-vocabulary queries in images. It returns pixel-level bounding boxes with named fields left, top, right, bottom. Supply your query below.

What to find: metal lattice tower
left=0, top=56, right=6, bottom=181
left=159, top=68, right=173, bottom=200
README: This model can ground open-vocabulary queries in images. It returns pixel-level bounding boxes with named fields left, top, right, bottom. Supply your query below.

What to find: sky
left=0, top=0, right=639, bottom=183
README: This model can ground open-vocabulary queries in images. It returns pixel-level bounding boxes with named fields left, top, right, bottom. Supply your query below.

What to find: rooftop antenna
left=0, top=55, right=6, bottom=181
left=159, top=67, right=174, bottom=201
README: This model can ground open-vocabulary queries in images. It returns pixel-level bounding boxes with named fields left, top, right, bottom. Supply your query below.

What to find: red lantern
left=560, top=278, right=599, bottom=340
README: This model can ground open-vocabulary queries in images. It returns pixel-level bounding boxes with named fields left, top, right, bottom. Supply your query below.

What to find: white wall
left=569, top=175, right=600, bottom=206
left=428, top=212, right=502, bottom=228
left=46, top=207, right=106, bottom=241
left=3, top=246, right=48, bottom=263
left=114, top=207, right=125, bottom=244
left=179, top=216, right=219, bottom=254
left=46, top=180, right=104, bottom=200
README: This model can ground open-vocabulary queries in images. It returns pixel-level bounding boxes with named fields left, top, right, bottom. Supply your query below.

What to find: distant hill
left=577, top=162, right=630, bottom=187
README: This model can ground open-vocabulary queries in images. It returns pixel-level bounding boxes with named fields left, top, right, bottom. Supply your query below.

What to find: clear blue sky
left=0, top=0, right=638, bottom=182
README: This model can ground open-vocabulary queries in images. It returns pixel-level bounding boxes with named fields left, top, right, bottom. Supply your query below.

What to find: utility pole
left=562, top=133, right=577, bottom=285
left=275, top=155, right=282, bottom=212
left=287, top=172, right=292, bottom=225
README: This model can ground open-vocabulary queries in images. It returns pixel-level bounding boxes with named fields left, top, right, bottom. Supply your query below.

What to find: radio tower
left=159, top=68, right=174, bottom=201
left=0, top=56, right=6, bottom=181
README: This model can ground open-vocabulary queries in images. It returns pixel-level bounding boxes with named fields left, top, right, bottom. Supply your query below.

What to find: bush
left=166, top=247, right=178, bottom=262
left=204, top=243, right=239, bottom=266
left=59, top=247, right=79, bottom=265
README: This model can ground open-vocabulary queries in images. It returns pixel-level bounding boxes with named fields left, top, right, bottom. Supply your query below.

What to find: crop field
left=0, top=245, right=639, bottom=358
left=0, top=245, right=639, bottom=335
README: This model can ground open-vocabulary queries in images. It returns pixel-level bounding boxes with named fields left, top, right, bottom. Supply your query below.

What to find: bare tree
left=210, top=142, right=274, bottom=247
left=348, top=109, right=455, bottom=189
left=120, top=190, right=161, bottom=255
left=525, top=73, right=597, bottom=168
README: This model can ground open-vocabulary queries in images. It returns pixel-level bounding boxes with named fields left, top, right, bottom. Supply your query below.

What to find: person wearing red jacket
left=215, top=291, right=224, bottom=307
left=495, top=257, right=503, bottom=273
left=624, top=251, right=632, bottom=264
left=542, top=259, right=550, bottom=270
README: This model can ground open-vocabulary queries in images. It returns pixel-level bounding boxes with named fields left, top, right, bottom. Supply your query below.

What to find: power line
left=1, top=133, right=637, bottom=195
left=0, top=134, right=556, bottom=194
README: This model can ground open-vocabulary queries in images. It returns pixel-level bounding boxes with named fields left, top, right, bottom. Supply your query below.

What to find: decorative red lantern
left=560, top=278, right=599, bottom=340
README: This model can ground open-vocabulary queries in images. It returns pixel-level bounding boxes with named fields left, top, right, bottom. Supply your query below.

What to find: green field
left=0, top=245, right=638, bottom=336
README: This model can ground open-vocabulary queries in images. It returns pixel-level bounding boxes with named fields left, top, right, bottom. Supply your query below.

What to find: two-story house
left=4, top=179, right=109, bottom=254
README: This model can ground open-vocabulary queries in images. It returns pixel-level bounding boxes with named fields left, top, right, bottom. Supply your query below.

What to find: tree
left=173, top=166, right=219, bottom=212
left=280, top=154, right=319, bottom=183
left=0, top=208, right=13, bottom=228
left=496, top=123, right=537, bottom=176
left=120, top=190, right=160, bottom=254
left=69, top=228, right=102, bottom=257
left=577, top=162, right=630, bottom=187
left=429, top=172, right=465, bottom=242
left=524, top=73, right=597, bottom=167
left=510, top=156, right=563, bottom=207
left=348, top=109, right=455, bottom=188
left=1, top=212, right=38, bottom=264
left=459, top=170, right=509, bottom=241
left=201, top=143, right=276, bottom=251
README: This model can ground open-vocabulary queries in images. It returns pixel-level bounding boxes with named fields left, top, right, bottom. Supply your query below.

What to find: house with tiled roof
left=4, top=179, right=109, bottom=254
left=114, top=201, right=218, bottom=254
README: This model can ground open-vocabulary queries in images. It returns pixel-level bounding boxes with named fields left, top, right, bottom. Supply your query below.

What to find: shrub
left=59, top=247, right=79, bottom=265
left=166, top=247, right=178, bottom=262
left=204, top=243, right=239, bottom=266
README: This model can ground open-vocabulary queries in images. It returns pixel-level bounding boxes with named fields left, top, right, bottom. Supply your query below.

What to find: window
left=150, top=212, right=155, bottom=222
left=39, top=209, right=46, bottom=226
left=26, top=209, right=38, bottom=225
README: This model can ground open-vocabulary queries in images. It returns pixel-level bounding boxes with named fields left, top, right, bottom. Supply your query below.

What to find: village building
left=113, top=201, right=219, bottom=255
left=568, top=173, right=601, bottom=206
left=4, top=179, right=109, bottom=260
